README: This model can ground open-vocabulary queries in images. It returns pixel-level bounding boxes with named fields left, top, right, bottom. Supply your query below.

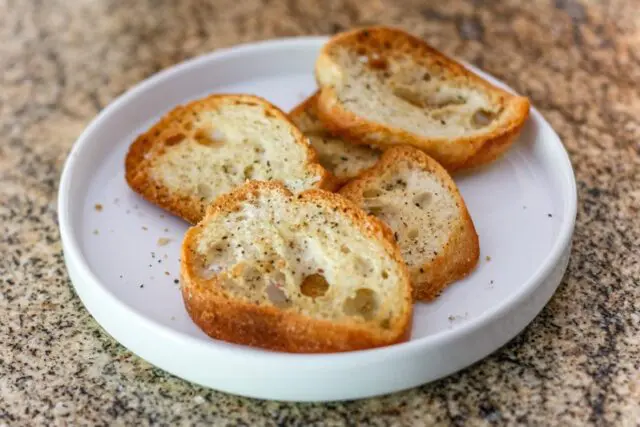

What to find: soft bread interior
left=357, top=161, right=458, bottom=269
left=146, top=100, right=321, bottom=205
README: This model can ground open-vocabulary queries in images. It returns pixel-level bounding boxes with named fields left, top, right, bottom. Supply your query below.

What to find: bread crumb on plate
left=157, top=237, right=171, bottom=246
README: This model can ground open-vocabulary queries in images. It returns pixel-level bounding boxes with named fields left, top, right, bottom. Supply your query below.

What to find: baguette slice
left=340, top=146, right=479, bottom=300
left=180, top=181, right=412, bottom=353
left=290, top=92, right=380, bottom=185
left=125, top=94, right=331, bottom=224
left=315, top=27, right=530, bottom=171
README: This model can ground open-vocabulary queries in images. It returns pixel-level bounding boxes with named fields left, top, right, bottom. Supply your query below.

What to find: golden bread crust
left=339, top=146, right=480, bottom=300
left=125, top=94, right=333, bottom=224
left=315, top=26, right=530, bottom=171
left=180, top=181, right=413, bottom=353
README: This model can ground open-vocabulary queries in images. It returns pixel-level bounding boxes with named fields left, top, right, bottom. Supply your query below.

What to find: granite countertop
left=1, top=0, right=639, bottom=425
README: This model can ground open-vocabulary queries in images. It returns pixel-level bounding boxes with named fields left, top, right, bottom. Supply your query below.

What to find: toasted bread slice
left=290, top=92, right=380, bottom=185
left=315, top=27, right=530, bottom=171
left=340, top=146, right=479, bottom=300
left=180, top=181, right=412, bottom=353
left=125, top=94, right=331, bottom=224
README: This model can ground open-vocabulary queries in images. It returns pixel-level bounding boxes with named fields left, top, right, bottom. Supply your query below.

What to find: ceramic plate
left=58, top=37, right=577, bottom=402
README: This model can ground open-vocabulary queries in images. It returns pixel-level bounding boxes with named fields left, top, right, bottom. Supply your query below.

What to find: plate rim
left=58, top=36, right=577, bottom=375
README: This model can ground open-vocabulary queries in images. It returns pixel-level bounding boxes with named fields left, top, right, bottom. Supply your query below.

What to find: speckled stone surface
left=1, top=0, right=639, bottom=425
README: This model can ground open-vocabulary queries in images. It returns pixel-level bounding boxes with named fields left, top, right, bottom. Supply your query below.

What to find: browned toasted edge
left=456, top=106, right=529, bottom=170
left=289, top=91, right=320, bottom=121
left=339, top=145, right=480, bottom=301
left=180, top=181, right=413, bottom=353
left=315, top=26, right=531, bottom=171
left=125, top=94, right=334, bottom=224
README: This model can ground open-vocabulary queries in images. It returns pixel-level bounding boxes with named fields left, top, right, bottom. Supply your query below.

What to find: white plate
left=58, top=37, right=577, bottom=402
